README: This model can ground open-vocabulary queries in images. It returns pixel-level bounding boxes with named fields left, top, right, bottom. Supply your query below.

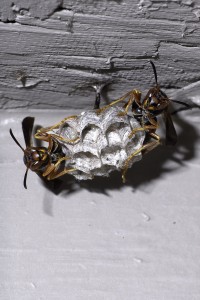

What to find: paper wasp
left=96, top=61, right=190, bottom=181
left=10, top=61, right=190, bottom=188
left=10, top=117, right=77, bottom=189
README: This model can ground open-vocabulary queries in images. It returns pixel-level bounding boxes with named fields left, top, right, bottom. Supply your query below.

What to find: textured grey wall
left=0, top=0, right=200, bottom=109
left=1, top=2, right=200, bottom=299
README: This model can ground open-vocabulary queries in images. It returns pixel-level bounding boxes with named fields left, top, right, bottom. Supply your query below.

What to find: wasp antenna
left=23, top=168, right=29, bottom=189
left=149, top=60, right=158, bottom=85
left=171, top=99, right=191, bottom=109
left=10, top=129, right=25, bottom=152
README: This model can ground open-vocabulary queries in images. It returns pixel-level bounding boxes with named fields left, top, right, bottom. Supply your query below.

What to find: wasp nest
left=54, top=106, right=145, bottom=180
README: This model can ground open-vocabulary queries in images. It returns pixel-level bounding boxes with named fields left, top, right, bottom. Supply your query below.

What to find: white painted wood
left=0, top=0, right=200, bottom=109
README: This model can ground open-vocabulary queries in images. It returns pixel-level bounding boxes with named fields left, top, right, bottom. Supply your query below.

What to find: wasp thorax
left=23, top=147, right=49, bottom=171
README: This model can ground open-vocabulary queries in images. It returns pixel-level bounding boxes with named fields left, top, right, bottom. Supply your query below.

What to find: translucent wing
left=163, top=110, right=177, bottom=146
left=22, top=117, right=35, bottom=148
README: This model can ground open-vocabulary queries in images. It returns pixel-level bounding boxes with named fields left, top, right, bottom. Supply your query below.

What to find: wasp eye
left=32, top=151, right=40, bottom=161
left=149, top=95, right=155, bottom=105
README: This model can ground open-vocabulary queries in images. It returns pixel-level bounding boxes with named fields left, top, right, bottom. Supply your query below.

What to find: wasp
left=10, top=117, right=77, bottom=189
left=95, top=61, right=190, bottom=180
left=10, top=61, right=190, bottom=189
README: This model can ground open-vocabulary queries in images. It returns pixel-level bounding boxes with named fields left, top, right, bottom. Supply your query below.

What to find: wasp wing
left=22, top=117, right=35, bottom=148
left=163, top=110, right=177, bottom=146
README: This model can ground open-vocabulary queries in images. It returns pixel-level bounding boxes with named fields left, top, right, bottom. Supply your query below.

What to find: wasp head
left=143, top=87, right=169, bottom=116
left=23, top=147, right=49, bottom=171
left=9, top=117, right=50, bottom=189
left=141, top=61, right=170, bottom=116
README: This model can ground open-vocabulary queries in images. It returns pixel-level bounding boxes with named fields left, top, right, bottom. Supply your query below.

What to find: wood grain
left=0, top=0, right=200, bottom=109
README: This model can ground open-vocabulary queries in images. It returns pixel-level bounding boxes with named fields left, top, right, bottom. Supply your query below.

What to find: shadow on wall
left=39, top=109, right=199, bottom=198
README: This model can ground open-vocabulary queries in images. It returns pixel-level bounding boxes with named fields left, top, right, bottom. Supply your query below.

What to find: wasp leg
left=35, top=131, right=80, bottom=143
left=51, top=134, right=80, bottom=144
left=47, top=167, right=76, bottom=180
left=35, top=129, right=80, bottom=144
left=128, top=124, right=157, bottom=139
left=37, top=115, right=78, bottom=134
left=46, top=157, right=76, bottom=180
left=34, top=115, right=79, bottom=144
left=33, top=131, right=54, bottom=149
left=142, top=132, right=161, bottom=155
left=122, top=140, right=159, bottom=183
left=122, top=130, right=161, bottom=183
left=118, top=90, right=141, bottom=117
left=42, top=164, right=56, bottom=177
left=96, top=89, right=141, bottom=115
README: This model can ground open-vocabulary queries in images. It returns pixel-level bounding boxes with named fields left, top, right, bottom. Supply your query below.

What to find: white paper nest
left=53, top=106, right=145, bottom=180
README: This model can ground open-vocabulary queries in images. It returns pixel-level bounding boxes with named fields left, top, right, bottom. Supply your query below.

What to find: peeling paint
left=0, top=0, right=63, bottom=22
left=137, top=0, right=152, bottom=11
left=16, top=77, right=49, bottom=88
left=1, top=0, right=200, bottom=109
